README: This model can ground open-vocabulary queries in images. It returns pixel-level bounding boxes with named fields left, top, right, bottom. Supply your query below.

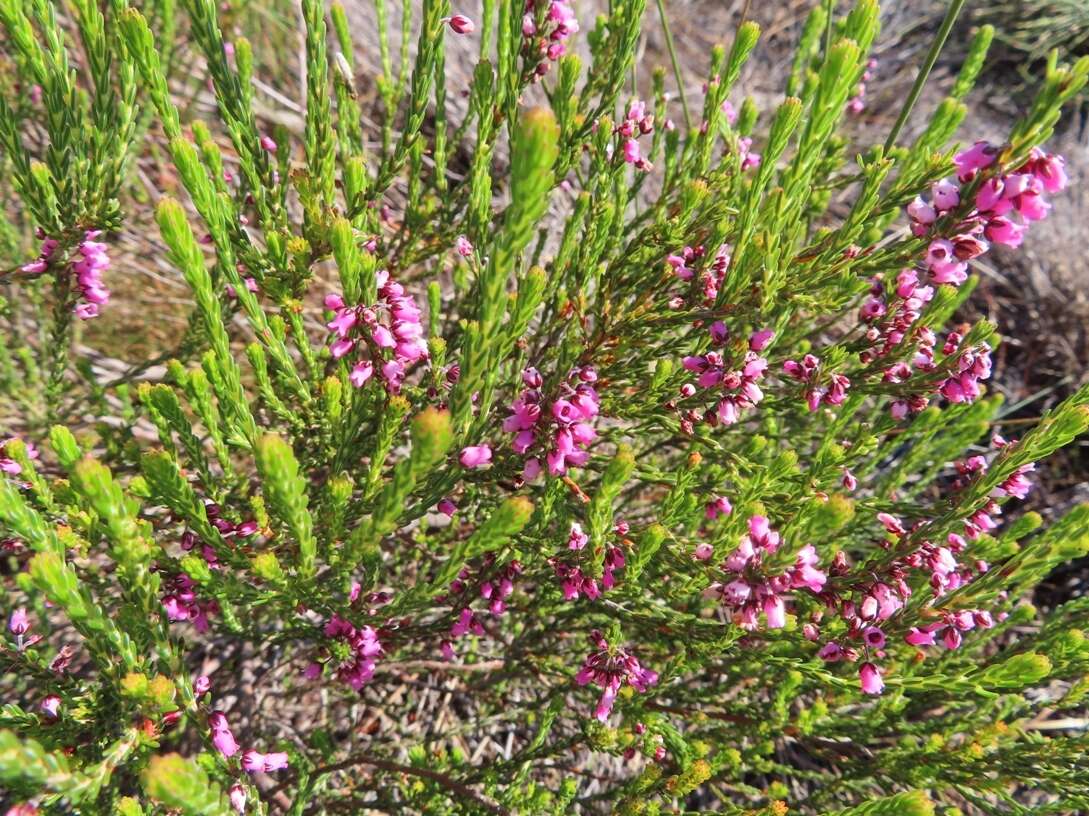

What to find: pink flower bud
left=229, top=785, right=247, bottom=814
left=40, top=695, right=61, bottom=719
left=447, top=14, right=474, bottom=34
left=7, top=607, right=29, bottom=636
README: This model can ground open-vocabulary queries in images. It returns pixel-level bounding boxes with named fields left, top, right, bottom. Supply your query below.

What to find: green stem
left=655, top=0, right=692, bottom=130
left=884, top=0, right=969, bottom=152
left=824, top=0, right=835, bottom=58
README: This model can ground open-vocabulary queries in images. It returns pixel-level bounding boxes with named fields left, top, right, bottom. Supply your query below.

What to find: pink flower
left=859, top=662, right=884, bottom=695
left=229, top=785, right=247, bottom=814
left=877, top=512, right=905, bottom=535
left=447, top=14, right=474, bottom=34
left=1027, top=149, right=1067, bottom=193
left=905, top=627, right=936, bottom=647
left=931, top=178, right=960, bottom=211
left=749, top=328, right=774, bottom=351
left=568, top=522, right=589, bottom=550
left=705, top=496, right=732, bottom=520
left=841, top=468, right=857, bottom=491
left=7, top=607, right=29, bottom=636
left=242, top=749, right=289, bottom=773
left=459, top=444, right=492, bottom=469
left=693, top=543, right=714, bottom=561
left=953, top=140, right=997, bottom=182
left=763, top=595, right=786, bottom=628
left=976, top=178, right=1008, bottom=213
left=1016, top=192, right=1050, bottom=221
left=863, top=627, right=886, bottom=649
left=193, top=675, right=211, bottom=698
left=40, top=695, right=61, bottom=719
left=454, top=235, right=473, bottom=256
left=437, top=498, right=457, bottom=516
left=984, top=216, right=1025, bottom=248
left=241, top=750, right=266, bottom=773
left=789, top=545, right=827, bottom=593
left=349, top=361, right=374, bottom=388
left=210, top=711, right=239, bottom=757
left=622, top=138, right=641, bottom=164
left=260, top=135, right=277, bottom=153
left=263, top=751, right=289, bottom=772
left=523, top=458, right=542, bottom=481
left=907, top=196, right=937, bottom=226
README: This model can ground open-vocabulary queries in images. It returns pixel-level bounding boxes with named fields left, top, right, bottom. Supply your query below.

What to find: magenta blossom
left=575, top=630, right=658, bottom=722
left=859, top=662, right=884, bottom=695
left=459, top=444, right=493, bottom=469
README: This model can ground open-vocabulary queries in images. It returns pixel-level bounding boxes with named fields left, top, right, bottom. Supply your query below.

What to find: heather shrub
left=2, top=0, right=1089, bottom=814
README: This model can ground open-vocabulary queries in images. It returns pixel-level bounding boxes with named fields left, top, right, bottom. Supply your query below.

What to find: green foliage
left=1, top=1, right=1088, bottom=814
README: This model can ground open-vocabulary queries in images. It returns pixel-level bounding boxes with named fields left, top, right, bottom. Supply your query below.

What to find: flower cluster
left=161, top=574, right=218, bottom=632
left=72, top=233, right=112, bottom=319
left=814, top=509, right=1009, bottom=693
left=442, top=556, right=523, bottom=658
left=906, top=608, right=995, bottom=651
left=858, top=269, right=936, bottom=372
left=522, top=0, right=578, bottom=78
left=704, top=516, right=827, bottom=630
left=615, top=100, right=654, bottom=171
left=574, top=630, right=658, bottom=722
left=936, top=332, right=992, bottom=407
left=503, top=365, right=599, bottom=479
left=324, top=268, right=428, bottom=392
left=177, top=501, right=258, bottom=569
left=909, top=143, right=1067, bottom=287
left=947, top=438, right=1036, bottom=538
left=209, top=710, right=288, bottom=772
left=308, top=614, right=384, bottom=690
left=667, top=243, right=733, bottom=305
left=550, top=520, right=627, bottom=601
left=21, top=232, right=112, bottom=319
left=782, top=354, right=851, bottom=411
left=859, top=272, right=993, bottom=420
left=680, top=326, right=772, bottom=430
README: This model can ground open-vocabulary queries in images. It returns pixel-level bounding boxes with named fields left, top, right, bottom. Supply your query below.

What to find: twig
left=307, top=753, right=510, bottom=814
left=655, top=0, right=692, bottom=130
left=884, top=0, right=968, bottom=152
left=375, top=658, right=506, bottom=673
